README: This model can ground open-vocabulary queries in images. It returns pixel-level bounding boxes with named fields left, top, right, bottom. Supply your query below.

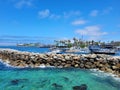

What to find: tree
left=92, top=40, right=94, bottom=45
left=67, top=43, right=72, bottom=48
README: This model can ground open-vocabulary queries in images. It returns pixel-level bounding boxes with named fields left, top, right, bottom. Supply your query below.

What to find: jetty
left=0, top=49, right=120, bottom=77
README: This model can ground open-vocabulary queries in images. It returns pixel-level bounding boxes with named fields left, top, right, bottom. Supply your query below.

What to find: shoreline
left=0, top=48, right=120, bottom=77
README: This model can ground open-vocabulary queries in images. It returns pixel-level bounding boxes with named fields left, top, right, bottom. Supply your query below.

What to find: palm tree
left=92, top=40, right=94, bottom=45
left=54, top=40, right=59, bottom=47
left=73, top=37, right=78, bottom=46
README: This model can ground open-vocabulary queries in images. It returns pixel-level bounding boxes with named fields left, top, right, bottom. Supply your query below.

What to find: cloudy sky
left=0, top=0, right=120, bottom=45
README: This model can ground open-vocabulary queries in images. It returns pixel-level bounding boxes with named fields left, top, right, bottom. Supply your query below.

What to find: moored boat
left=65, top=47, right=90, bottom=54
left=89, top=45, right=116, bottom=55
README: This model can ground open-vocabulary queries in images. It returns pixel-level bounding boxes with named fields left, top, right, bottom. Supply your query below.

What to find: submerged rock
left=52, top=83, right=63, bottom=90
left=62, top=76, right=69, bottom=82
left=10, top=79, right=28, bottom=85
left=38, top=79, right=50, bottom=88
left=11, top=79, right=19, bottom=85
left=73, top=84, right=87, bottom=90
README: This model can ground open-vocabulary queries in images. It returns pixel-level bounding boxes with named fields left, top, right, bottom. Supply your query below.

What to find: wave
left=90, top=69, right=120, bottom=82
left=0, top=59, right=14, bottom=68
left=0, top=59, right=55, bottom=70
left=0, top=59, right=27, bottom=71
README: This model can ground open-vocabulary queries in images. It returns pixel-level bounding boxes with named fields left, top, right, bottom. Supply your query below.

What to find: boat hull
left=92, top=51, right=115, bottom=55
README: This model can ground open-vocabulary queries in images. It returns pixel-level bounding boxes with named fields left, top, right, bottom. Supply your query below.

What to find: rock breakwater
left=0, top=49, right=120, bottom=77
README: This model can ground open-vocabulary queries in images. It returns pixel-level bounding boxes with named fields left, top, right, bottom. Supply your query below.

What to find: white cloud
left=71, top=20, right=87, bottom=25
left=49, top=14, right=61, bottom=19
left=63, top=11, right=81, bottom=18
left=15, top=0, right=33, bottom=8
left=90, top=10, right=99, bottom=17
left=38, top=9, right=50, bottom=18
left=75, top=25, right=107, bottom=40
left=38, top=9, right=61, bottom=19
left=102, top=7, right=113, bottom=15
left=38, top=10, right=81, bottom=20
left=90, top=7, right=113, bottom=17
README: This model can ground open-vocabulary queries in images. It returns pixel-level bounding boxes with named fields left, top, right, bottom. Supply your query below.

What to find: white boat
left=47, top=48, right=62, bottom=54
left=65, top=47, right=90, bottom=54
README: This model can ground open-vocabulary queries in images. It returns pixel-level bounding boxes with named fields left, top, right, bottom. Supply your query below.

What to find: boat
left=116, top=46, right=120, bottom=50
left=47, top=47, right=63, bottom=54
left=89, top=45, right=116, bottom=55
left=65, top=47, right=90, bottom=54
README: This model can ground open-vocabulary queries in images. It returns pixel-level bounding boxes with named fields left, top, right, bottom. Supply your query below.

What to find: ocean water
left=0, top=46, right=120, bottom=90
left=0, top=62, right=120, bottom=90
left=0, top=46, right=120, bottom=56
left=0, top=46, right=50, bottom=53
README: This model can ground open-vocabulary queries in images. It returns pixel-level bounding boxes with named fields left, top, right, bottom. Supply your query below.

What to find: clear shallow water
left=0, top=62, right=120, bottom=90
left=0, top=46, right=120, bottom=90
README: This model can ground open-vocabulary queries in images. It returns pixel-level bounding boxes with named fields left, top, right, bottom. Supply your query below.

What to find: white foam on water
left=0, top=59, right=55, bottom=69
left=90, top=69, right=120, bottom=82
left=38, top=64, right=46, bottom=68
left=0, top=59, right=31, bottom=69
left=0, top=59, right=14, bottom=68
left=36, top=64, right=55, bottom=68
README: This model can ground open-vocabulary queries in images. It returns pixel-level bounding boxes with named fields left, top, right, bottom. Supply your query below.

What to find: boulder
left=64, top=64, right=71, bottom=67
left=100, top=67, right=106, bottom=71
left=75, top=61, right=80, bottom=64
left=67, top=61, right=72, bottom=64
left=86, top=62, right=92, bottom=66
left=112, top=66, right=119, bottom=70
left=80, top=63, right=84, bottom=68
left=106, top=68, right=113, bottom=73
left=53, top=55, right=58, bottom=59
left=89, top=59, right=94, bottom=62
left=90, top=54, right=97, bottom=59
left=73, top=56, right=80, bottom=60
left=65, top=55, right=71, bottom=60
left=99, top=64, right=103, bottom=68
left=75, top=64, right=79, bottom=68
left=116, top=64, right=120, bottom=68
left=85, top=64, right=90, bottom=69
left=61, top=59, right=66, bottom=62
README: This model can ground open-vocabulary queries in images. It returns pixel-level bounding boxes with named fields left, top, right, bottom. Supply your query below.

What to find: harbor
left=0, top=46, right=120, bottom=90
left=47, top=39, right=120, bottom=55
left=0, top=0, right=120, bottom=90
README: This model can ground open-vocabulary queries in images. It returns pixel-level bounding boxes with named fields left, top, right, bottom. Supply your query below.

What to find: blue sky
left=0, top=0, right=120, bottom=45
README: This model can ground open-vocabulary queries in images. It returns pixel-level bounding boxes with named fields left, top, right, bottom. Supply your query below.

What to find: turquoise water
left=0, top=46, right=120, bottom=90
left=0, top=62, right=120, bottom=90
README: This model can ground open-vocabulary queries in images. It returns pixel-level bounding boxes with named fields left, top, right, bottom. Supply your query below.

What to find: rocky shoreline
left=0, top=48, right=120, bottom=77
